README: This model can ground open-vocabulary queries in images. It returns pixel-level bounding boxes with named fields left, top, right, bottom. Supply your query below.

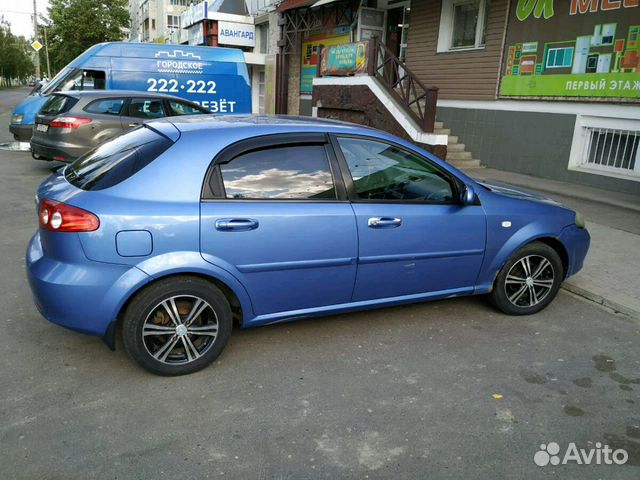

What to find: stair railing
left=366, top=35, right=438, bottom=133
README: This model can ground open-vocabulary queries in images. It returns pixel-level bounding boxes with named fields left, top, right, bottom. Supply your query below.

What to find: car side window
left=219, top=145, right=337, bottom=200
left=168, top=100, right=206, bottom=116
left=127, top=98, right=166, bottom=119
left=336, top=137, right=455, bottom=203
left=84, top=98, right=125, bottom=116
left=56, top=69, right=105, bottom=91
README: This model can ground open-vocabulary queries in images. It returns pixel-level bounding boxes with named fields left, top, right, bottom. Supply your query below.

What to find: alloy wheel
left=504, top=255, right=555, bottom=308
left=142, top=295, right=219, bottom=364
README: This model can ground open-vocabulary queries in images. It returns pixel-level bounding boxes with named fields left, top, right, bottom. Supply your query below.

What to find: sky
left=0, top=0, right=50, bottom=39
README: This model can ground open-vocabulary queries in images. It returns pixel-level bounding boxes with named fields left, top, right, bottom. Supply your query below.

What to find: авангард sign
left=218, top=21, right=255, bottom=48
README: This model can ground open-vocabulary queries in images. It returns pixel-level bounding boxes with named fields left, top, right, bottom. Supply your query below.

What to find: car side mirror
left=460, top=184, right=476, bottom=205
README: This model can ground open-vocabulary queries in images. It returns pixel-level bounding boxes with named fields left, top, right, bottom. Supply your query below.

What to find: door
left=120, top=97, right=167, bottom=129
left=81, top=97, right=127, bottom=147
left=200, top=135, right=358, bottom=316
left=333, top=136, right=486, bottom=302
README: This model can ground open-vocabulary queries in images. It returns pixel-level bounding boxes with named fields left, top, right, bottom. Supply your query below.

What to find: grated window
left=582, top=127, right=640, bottom=175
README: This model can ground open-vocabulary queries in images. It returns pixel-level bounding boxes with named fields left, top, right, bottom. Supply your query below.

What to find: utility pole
left=43, top=25, right=51, bottom=79
left=32, top=0, right=40, bottom=79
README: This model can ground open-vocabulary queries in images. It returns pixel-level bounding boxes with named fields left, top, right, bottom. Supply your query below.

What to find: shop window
left=546, top=47, right=574, bottom=68
left=437, top=0, right=488, bottom=52
left=569, top=116, right=640, bottom=181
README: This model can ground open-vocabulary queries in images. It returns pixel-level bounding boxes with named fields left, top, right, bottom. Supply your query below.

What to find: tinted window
left=127, top=98, right=166, bottom=119
left=168, top=100, right=207, bottom=116
left=65, top=127, right=173, bottom=191
left=84, top=98, right=125, bottom=115
left=220, top=145, right=336, bottom=199
left=337, top=137, right=454, bottom=202
left=40, top=95, right=77, bottom=116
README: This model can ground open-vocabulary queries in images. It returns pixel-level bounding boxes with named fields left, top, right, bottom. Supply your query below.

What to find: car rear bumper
left=26, top=231, right=152, bottom=337
left=30, top=138, right=88, bottom=162
left=10, top=124, right=32, bottom=142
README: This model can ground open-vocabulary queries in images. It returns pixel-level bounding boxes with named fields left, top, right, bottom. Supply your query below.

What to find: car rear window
left=40, top=95, right=78, bottom=116
left=65, top=127, right=173, bottom=191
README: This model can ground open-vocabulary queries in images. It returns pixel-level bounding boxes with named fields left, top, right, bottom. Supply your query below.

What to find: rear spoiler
left=144, top=120, right=181, bottom=143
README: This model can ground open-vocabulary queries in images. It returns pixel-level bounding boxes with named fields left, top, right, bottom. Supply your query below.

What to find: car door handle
left=128, top=122, right=141, bottom=127
left=215, top=218, right=259, bottom=231
left=368, top=217, right=402, bottom=228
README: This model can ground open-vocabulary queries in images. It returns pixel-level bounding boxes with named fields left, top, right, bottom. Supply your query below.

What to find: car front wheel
left=490, top=242, right=563, bottom=315
left=122, top=276, right=232, bottom=376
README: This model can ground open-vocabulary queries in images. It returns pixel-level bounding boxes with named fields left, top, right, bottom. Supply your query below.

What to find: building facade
left=416, top=0, right=640, bottom=195
left=129, top=0, right=192, bottom=43
left=278, top=0, right=639, bottom=195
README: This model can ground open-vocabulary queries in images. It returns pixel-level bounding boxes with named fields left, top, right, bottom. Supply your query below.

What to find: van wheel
left=489, top=242, right=563, bottom=316
left=122, top=276, right=232, bottom=376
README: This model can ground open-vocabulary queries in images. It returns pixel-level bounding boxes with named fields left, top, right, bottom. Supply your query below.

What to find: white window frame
left=568, top=115, right=640, bottom=182
left=546, top=47, right=574, bottom=69
left=437, top=0, right=487, bottom=53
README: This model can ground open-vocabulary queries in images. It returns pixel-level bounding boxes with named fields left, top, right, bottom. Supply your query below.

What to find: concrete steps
left=439, top=121, right=482, bottom=169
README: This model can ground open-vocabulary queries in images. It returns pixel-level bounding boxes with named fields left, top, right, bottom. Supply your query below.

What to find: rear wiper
left=50, top=164, right=66, bottom=174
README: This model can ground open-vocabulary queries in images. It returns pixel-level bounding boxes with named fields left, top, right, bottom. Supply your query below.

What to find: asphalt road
left=0, top=88, right=638, bottom=479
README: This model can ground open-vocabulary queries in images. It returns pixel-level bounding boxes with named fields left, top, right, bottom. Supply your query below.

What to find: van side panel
left=108, top=45, right=251, bottom=114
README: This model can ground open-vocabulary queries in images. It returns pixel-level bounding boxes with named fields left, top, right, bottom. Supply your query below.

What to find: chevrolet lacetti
left=26, top=116, right=590, bottom=376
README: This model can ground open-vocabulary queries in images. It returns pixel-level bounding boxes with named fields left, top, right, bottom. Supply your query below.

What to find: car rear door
left=34, top=94, right=78, bottom=135
left=120, top=97, right=167, bottom=129
left=80, top=97, right=127, bottom=147
left=332, top=135, right=487, bottom=302
left=200, top=134, right=358, bottom=317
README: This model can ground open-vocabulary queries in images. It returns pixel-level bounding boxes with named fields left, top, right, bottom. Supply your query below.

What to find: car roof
left=53, top=90, right=192, bottom=102
left=152, top=114, right=377, bottom=136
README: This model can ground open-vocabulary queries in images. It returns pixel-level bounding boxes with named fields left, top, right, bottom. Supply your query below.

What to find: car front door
left=332, top=135, right=486, bottom=302
left=200, top=134, right=358, bottom=317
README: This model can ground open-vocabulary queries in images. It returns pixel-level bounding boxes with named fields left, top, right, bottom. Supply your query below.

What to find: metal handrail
left=366, top=36, right=438, bottom=133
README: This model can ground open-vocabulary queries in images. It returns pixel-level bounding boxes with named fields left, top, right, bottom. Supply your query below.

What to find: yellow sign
left=31, top=40, right=43, bottom=52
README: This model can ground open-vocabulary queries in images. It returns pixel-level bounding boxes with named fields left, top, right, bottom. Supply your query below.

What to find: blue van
left=10, top=42, right=251, bottom=142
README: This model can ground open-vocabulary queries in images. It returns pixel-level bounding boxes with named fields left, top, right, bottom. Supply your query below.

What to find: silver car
left=30, top=90, right=210, bottom=162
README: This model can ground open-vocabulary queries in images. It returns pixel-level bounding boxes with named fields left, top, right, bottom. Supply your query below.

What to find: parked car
left=26, top=116, right=590, bottom=376
left=30, top=90, right=210, bottom=162
left=10, top=42, right=251, bottom=142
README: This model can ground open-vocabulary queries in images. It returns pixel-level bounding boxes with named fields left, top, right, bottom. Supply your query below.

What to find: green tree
left=47, top=0, right=129, bottom=69
left=0, top=18, right=34, bottom=86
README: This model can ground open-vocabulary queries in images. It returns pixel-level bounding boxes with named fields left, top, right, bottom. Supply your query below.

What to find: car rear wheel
left=489, top=242, right=563, bottom=315
left=122, top=276, right=232, bottom=376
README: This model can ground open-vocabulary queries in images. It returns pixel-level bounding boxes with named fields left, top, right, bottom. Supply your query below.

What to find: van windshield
left=42, top=68, right=106, bottom=94
left=65, top=127, right=173, bottom=191
left=41, top=67, right=72, bottom=95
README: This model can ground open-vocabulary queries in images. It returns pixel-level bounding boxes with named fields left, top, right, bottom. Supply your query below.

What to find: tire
left=489, top=242, right=564, bottom=316
left=122, top=276, right=232, bottom=376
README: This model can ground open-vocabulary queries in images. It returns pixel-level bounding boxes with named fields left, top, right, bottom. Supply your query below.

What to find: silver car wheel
left=504, top=255, right=555, bottom=308
left=142, top=295, right=219, bottom=365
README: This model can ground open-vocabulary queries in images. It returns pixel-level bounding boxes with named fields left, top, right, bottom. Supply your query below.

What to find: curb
left=562, top=282, right=640, bottom=321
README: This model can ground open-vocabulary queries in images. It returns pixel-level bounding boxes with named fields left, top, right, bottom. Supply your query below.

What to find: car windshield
left=65, top=127, right=173, bottom=191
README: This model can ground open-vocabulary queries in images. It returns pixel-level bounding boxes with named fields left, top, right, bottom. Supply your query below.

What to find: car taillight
left=39, top=199, right=100, bottom=232
left=50, top=117, right=92, bottom=129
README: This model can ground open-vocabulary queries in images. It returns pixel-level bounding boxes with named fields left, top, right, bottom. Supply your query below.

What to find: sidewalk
left=462, top=167, right=640, bottom=320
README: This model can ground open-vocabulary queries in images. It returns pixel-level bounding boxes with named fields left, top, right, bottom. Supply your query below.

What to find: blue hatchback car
left=26, top=116, right=590, bottom=375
